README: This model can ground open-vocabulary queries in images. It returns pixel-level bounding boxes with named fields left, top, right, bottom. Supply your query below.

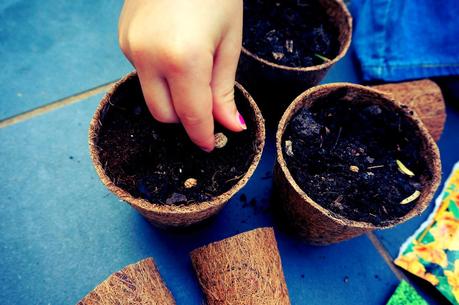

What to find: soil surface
left=282, top=89, right=432, bottom=224
left=96, top=77, right=259, bottom=205
left=243, top=0, right=340, bottom=67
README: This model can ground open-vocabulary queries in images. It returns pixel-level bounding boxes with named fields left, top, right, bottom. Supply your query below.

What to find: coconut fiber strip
left=77, top=258, right=175, bottom=305
left=372, top=79, right=446, bottom=141
left=190, top=227, right=290, bottom=305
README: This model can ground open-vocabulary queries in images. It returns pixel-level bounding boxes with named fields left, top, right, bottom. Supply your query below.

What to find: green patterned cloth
left=386, top=281, right=428, bottom=305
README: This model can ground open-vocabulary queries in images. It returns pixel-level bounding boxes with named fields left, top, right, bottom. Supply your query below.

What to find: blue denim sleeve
left=351, top=0, right=459, bottom=81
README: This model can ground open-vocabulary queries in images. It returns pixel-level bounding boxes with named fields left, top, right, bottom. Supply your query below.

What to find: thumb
left=211, top=28, right=246, bottom=131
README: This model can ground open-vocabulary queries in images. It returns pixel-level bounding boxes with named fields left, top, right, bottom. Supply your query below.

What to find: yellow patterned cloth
left=395, top=162, right=459, bottom=305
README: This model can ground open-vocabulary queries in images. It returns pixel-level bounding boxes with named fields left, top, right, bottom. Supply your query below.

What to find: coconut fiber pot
left=190, top=227, right=290, bottom=305
left=237, top=0, right=352, bottom=123
left=89, top=72, right=265, bottom=228
left=77, top=258, right=175, bottom=305
left=274, top=83, right=442, bottom=245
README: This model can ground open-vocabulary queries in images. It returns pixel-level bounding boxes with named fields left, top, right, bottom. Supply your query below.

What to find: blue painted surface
left=0, top=0, right=132, bottom=120
left=0, top=93, right=399, bottom=304
left=322, top=52, right=361, bottom=84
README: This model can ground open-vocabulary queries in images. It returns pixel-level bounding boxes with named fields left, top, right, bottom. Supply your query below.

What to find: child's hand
left=118, top=0, right=245, bottom=152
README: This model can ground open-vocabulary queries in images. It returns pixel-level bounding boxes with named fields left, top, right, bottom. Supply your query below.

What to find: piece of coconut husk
left=372, top=79, right=446, bottom=141
left=274, top=83, right=441, bottom=245
left=237, top=0, right=352, bottom=123
left=77, top=258, right=175, bottom=305
left=88, top=72, right=265, bottom=228
left=190, top=227, right=291, bottom=305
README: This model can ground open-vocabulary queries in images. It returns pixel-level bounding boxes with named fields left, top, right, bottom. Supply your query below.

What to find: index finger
left=165, top=53, right=215, bottom=152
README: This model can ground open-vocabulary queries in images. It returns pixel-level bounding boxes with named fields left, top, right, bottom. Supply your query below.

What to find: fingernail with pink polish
left=238, top=112, right=247, bottom=130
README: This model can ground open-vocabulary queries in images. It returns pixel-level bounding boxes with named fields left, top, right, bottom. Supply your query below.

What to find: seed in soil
left=272, top=52, right=285, bottom=60
left=349, top=165, right=359, bottom=173
left=396, top=159, right=415, bottom=177
left=214, top=132, right=228, bottom=149
left=184, top=178, right=198, bottom=189
left=400, top=190, right=421, bottom=205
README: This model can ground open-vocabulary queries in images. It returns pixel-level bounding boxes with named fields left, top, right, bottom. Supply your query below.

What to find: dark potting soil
left=96, top=77, right=259, bottom=205
left=282, top=89, right=433, bottom=224
left=243, top=0, right=340, bottom=67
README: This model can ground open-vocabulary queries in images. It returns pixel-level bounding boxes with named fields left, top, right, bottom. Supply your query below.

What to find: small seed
left=272, top=52, right=284, bottom=60
left=350, top=165, right=359, bottom=173
left=285, top=140, right=294, bottom=157
left=396, top=160, right=415, bottom=177
left=214, top=132, right=228, bottom=148
left=184, top=178, right=198, bottom=189
left=400, top=190, right=421, bottom=205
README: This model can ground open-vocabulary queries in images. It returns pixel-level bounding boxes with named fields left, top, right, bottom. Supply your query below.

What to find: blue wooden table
left=0, top=1, right=457, bottom=304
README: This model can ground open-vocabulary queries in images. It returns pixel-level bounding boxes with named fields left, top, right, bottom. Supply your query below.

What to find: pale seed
left=350, top=165, right=359, bottom=173
left=400, top=190, right=421, bottom=205
left=396, top=160, right=415, bottom=177
left=214, top=132, right=228, bottom=149
left=272, top=52, right=284, bottom=60
left=184, top=178, right=198, bottom=189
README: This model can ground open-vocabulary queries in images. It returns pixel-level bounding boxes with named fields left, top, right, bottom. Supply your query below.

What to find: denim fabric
left=351, top=0, right=459, bottom=81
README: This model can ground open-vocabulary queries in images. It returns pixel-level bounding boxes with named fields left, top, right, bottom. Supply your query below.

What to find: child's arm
left=118, top=0, right=245, bottom=152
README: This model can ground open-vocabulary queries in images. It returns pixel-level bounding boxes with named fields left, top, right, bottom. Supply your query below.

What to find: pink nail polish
left=238, top=112, right=247, bottom=130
